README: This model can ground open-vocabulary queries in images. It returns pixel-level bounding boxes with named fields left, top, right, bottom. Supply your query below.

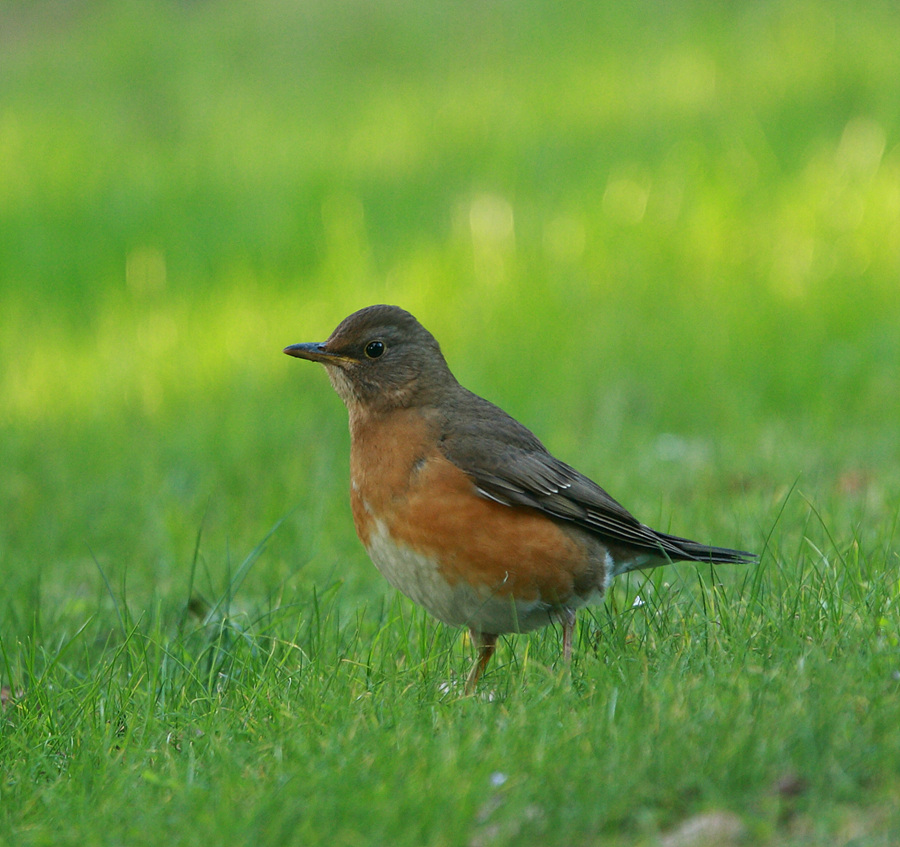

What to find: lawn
left=2, top=0, right=899, bottom=844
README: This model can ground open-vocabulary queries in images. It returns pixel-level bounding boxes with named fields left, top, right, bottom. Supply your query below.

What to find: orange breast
left=347, top=406, right=596, bottom=607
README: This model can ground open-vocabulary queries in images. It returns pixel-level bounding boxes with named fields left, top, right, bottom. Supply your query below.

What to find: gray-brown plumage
left=285, top=304, right=756, bottom=689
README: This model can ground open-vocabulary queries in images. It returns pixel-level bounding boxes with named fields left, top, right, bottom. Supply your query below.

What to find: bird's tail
left=653, top=529, right=758, bottom=565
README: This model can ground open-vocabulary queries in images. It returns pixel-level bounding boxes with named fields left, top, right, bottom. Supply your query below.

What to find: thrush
left=285, top=305, right=755, bottom=690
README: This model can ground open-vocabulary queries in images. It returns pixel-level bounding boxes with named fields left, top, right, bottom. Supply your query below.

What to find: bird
left=284, top=305, right=756, bottom=691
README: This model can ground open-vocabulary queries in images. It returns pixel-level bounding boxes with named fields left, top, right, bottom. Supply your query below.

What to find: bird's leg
left=465, top=629, right=497, bottom=694
left=562, top=608, right=577, bottom=663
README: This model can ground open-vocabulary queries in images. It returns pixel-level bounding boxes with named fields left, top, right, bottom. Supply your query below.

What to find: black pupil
left=365, top=341, right=385, bottom=358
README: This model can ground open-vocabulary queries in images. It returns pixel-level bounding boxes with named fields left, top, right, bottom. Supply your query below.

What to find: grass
left=2, top=0, right=900, bottom=844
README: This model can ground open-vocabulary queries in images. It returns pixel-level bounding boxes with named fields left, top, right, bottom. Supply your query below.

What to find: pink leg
left=562, top=609, right=576, bottom=663
left=466, top=629, right=498, bottom=693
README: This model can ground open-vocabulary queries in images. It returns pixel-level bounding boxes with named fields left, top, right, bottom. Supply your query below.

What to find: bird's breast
left=345, top=406, right=612, bottom=633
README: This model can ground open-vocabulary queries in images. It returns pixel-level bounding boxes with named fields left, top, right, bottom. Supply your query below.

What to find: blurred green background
left=3, top=2, right=900, bottom=843
left=2, top=0, right=898, bottom=626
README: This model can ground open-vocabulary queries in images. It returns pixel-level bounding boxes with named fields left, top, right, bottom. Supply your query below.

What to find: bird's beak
left=283, top=342, right=348, bottom=364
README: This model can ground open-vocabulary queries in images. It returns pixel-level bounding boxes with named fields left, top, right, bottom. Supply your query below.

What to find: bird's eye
left=364, top=340, right=385, bottom=359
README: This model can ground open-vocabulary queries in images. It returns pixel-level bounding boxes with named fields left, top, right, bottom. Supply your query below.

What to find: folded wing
left=439, top=388, right=756, bottom=568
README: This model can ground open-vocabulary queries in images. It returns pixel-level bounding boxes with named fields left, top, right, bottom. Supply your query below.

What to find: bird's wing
left=438, top=389, right=755, bottom=565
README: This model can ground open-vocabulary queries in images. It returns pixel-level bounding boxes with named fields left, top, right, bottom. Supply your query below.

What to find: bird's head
left=284, top=304, right=456, bottom=411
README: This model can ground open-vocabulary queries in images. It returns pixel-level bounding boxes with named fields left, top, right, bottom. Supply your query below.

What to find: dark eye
left=364, top=340, right=385, bottom=359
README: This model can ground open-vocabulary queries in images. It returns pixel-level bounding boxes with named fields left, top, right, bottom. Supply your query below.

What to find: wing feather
left=438, top=388, right=755, bottom=566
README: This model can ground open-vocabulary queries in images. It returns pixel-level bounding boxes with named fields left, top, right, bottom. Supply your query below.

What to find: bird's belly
left=363, top=516, right=558, bottom=634
left=349, top=438, right=611, bottom=634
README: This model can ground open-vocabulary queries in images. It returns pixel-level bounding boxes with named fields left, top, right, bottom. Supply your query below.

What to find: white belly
left=364, top=516, right=584, bottom=635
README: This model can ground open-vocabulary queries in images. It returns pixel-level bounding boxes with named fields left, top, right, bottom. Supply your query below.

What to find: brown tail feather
left=652, top=530, right=757, bottom=565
